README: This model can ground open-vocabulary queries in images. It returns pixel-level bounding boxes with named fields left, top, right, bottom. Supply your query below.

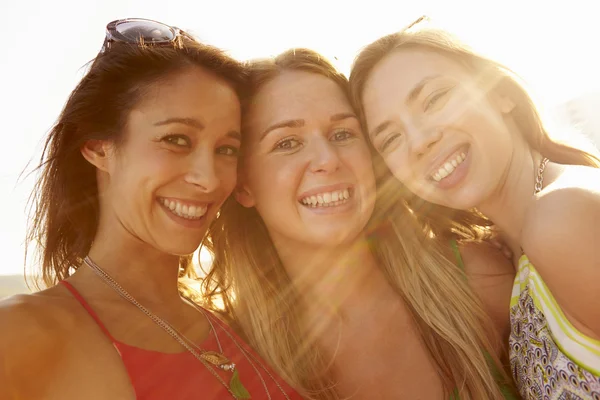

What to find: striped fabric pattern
left=509, top=255, right=600, bottom=399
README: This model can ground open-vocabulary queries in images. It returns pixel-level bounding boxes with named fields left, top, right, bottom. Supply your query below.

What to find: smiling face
left=95, top=66, right=241, bottom=255
left=361, top=48, right=517, bottom=210
left=238, top=70, right=376, bottom=249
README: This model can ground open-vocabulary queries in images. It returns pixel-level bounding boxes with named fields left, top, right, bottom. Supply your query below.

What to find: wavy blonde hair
left=201, top=48, right=512, bottom=399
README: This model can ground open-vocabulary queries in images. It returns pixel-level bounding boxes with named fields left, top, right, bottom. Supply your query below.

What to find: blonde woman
left=349, top=17, right=600, bottom=400
left=202, top=48, right=518, bottom=399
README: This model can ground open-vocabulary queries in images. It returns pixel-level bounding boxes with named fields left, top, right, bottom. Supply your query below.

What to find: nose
left=409, top=124, right=443, bottom=158
left=184, top=151, right=220, bottom=193
left=308, top=137, right=341, bottom=174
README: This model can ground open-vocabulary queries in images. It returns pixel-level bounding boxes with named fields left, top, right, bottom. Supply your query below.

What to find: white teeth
left=432, top=151, right=467, bottom=182
left=160, top=198, right=207, bottom=220
left=300, top=189, right=351, bottom=208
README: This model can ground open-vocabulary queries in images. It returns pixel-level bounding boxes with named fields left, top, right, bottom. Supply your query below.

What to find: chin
left=157, top=240, right=202, bottom=258
left=310, top=227, right=364, bottom=247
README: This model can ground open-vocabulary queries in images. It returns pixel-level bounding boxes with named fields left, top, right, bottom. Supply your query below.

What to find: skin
left=362, top=48, right=600, bottom=340
left=0, top=66, right=242, bottom=399
left=238, top=70, right=514, bottom=399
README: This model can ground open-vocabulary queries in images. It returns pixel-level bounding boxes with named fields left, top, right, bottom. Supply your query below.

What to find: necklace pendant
left=202, top=351, right=232, bottom=367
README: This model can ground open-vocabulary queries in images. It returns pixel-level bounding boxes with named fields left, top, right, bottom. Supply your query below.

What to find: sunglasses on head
left=101, top=18, right=191, bottom=52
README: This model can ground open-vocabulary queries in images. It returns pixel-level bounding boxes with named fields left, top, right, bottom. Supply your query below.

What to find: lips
left=299, top=188, right=351, bottom=207
left=158, top=197, right=209, bottom=220
left=427, top=145, right=470, bottom=182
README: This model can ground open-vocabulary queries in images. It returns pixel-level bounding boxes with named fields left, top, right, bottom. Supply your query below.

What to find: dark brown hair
left=26, top=35, right=247, bottom=289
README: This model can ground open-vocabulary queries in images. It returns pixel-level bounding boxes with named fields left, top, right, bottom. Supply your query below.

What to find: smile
left=299, top=188, right=351, bottom=208
left=431, top=151, right=467, bottom=182
left=159, top=198, right=208, bottom=220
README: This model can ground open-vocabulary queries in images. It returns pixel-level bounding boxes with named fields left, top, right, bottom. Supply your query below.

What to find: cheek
left=383, top=150, right=411, bottom=182
left=215, top=160, right=238, bottom=195
left=245, top=156, right=299, bottom=206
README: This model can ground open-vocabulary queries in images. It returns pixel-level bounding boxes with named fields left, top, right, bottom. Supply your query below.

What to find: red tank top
left=61, top=281, right=302, bottom=399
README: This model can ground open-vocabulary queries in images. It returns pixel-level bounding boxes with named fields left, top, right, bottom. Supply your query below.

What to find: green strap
left=447, top=240, right=518, bottom=400
left=449, top=239, right=465, bottom=271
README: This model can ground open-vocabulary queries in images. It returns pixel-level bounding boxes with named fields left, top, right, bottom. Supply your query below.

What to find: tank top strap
left=60, top=280, right=117, bottom=343
left=449, top=239, right=466, bottom=271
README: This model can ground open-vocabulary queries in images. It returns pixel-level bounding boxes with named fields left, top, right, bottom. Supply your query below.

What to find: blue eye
left=274, top=138, right=302, bottom=151
left=331, top=129, right=355, bottom=142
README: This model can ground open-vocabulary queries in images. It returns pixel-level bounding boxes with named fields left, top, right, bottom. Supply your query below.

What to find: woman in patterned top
left=349, top=17, right=600, bottom=400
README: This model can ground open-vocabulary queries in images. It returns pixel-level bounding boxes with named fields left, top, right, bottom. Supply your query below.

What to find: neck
left=273, top=234, right=390, bottom=320
left=72, top=215, right=183, bottom=307
left=477, top=149, right=552, bottom=256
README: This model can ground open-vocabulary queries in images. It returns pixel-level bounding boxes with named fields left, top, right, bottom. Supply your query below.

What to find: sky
left=1, top=0, right=599, bottom=277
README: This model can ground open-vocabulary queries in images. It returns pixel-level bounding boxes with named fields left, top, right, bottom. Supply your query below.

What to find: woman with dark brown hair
left=0, top=18, right=300, bottom=400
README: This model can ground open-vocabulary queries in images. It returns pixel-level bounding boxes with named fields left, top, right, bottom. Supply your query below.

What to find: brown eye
left=216, top=145, right=239, bottom=157
left=379, top=133, right=402, bottom=153
left=424, top=88, right=452, bottom=112
left=163, top=135, right=191, bottom=147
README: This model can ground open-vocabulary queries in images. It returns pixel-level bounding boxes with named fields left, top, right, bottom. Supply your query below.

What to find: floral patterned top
left=510, top=254, right=600, bottom=399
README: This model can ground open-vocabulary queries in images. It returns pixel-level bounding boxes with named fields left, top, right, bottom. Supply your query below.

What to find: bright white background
left=2, top=0, right=599, bottom=278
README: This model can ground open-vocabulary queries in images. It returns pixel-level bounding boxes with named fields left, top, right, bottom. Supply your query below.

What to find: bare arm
left=522, top=182, right=600, bottom=338
left=0, top=295, right=65, bottom=398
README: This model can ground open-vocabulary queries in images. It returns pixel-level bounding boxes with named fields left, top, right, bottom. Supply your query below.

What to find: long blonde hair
left=348, top=19, right=600, bottom=235
left=202, top=48, right=511, bottom=399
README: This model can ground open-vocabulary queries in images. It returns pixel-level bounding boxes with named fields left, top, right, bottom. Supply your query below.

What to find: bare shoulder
left=521, top=165, right=600, bottom=337
left=522, top=165, right=600, bottom=267
left=0, top=287, right=78, bottom=392
left=523, top=165, right=600, bottom=246
left=457, top=241, right=515, bottom=345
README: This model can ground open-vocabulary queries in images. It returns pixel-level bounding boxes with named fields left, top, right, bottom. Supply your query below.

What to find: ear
left=234, top=183, right=256, bottom=208
left=80, top=139, right=114, bottom=173
left=493, top=93, right=516, bottom=114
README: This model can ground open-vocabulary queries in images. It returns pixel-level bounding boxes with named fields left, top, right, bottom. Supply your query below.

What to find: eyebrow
left=407, top=75, right=441, bottom=104
left=259, top=113, right=358, bottom=142
left=260, top=119, right=304, bottom=141
left=154, top=117, right=205, bottom=130
left=370, top=75, right=441, bottom=139
left=330, top=112, right=358, bottom=122
left=154, top=117, right=240, bottom=140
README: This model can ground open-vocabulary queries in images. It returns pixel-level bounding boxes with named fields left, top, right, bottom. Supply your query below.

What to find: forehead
left=245, top=70, right=352, bottom=131
left=363, top=48, right=469, bottom=108
left=131, top=66, right=241, bottom=125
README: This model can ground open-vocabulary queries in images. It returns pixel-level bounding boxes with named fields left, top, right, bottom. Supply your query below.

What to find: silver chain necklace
left=534, top=157, right=550, bottom=194
left=83, top=256, right=290, bottom=400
